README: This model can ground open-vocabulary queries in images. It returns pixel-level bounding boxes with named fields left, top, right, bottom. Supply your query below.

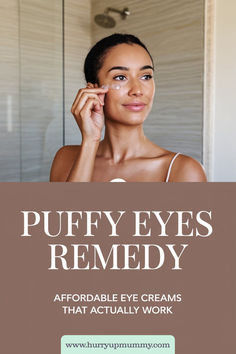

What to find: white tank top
left=110, top=152, right=181, bottom=182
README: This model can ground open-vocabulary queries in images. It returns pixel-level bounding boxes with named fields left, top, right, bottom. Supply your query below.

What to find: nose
left=128, top=79, right=143, bottom=97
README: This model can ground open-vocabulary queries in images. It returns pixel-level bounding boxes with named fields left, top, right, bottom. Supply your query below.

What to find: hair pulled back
left=83, top=33, right=153, bottom=84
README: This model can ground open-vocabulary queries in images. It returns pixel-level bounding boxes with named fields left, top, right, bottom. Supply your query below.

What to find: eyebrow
left=107, top=65, right=154, bottom=72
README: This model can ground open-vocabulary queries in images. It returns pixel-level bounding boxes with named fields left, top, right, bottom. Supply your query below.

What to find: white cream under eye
left=101, top=84, right=121, bottom=90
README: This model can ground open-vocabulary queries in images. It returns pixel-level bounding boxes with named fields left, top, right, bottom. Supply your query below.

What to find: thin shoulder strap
left=165, top=152, right=181, bottom=182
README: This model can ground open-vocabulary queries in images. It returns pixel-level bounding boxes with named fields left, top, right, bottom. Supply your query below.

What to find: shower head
left=94, top=13, right=116, bottom=28
left=94, top=7, right=130, bottom=28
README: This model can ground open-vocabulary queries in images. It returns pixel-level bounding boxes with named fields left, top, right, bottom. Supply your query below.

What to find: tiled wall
left=0, top=0, right=21, bottom=181
left=91, top=0, right=204, bottom=161
left=0, top=0, right=63, bottom=181
left=20, top=0, right=63, bottom=181
left=0, top=0, right=91, bottom=181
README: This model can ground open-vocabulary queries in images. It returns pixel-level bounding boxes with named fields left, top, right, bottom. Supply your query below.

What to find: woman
left=50, top=33, right=207, bottom=182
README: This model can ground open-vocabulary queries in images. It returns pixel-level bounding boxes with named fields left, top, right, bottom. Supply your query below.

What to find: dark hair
left=84, top=33, right=153, bottom=84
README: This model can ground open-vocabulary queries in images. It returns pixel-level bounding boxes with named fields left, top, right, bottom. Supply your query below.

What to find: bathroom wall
left=91, top=0, right=205, bottom=161
left=213, top=0, right=236, bottom=181
left=0, top=0, right=21, bottom=181
left=0, top=0, right=205, bottom=180
left=20, top=0, right=63, bottom=181
left=0, top=0, right=63, bottom=181
left=0, top=0, right=91, bottom=181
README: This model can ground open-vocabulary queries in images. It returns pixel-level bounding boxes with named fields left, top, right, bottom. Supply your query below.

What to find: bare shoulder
left=169, top=153, right=207, bottom=182
left=50, top=145, right=81, bottom=182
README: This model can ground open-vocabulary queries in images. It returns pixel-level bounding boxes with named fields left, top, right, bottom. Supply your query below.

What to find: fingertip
left=101, top=85, right=109, bottom=90
left=94, top=103, right=102, bottom=112
left=86, top=82, right=94, bottom=88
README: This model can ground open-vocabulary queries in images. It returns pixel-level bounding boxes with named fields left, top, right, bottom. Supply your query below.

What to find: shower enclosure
left=1, top=0, right=64, bottom=181
left=0, top=0, right=205, bottom=181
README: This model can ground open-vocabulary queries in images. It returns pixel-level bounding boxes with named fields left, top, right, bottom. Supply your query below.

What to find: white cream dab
left=101, top=84, right=121, bottom=90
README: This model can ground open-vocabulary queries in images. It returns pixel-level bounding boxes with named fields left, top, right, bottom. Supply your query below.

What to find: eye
left=141, top=74, right=153, bottom=80
left=113, top=75, right=127, bottom=81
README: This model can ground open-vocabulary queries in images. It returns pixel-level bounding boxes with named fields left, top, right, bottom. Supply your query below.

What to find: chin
left=124, top=113, right=146, bottom=125
left=105, top=107, right=149, bottom=126
left=107, top=113, right=146, bottom=126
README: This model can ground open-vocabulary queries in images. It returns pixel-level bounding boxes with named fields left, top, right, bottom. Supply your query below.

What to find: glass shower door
left=0, top=0, right=21, bottom=181
left=0, top=0, right=63, bottom=181
left=20, top=0, right=63, bottom=181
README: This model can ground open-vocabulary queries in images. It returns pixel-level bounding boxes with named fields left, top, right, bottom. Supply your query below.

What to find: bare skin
left=50, top=43, right=207, bottom=182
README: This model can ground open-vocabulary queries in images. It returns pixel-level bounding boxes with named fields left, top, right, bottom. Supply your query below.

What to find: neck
left=98, top=120, right=147, bottom=163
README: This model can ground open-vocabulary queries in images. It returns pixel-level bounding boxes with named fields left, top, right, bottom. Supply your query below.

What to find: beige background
left=212, top=0, right=236, bottom=181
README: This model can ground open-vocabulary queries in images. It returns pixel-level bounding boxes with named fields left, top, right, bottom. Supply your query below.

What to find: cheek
left=104, top=91, right=122, bottom=110
left=149, top=80, right=155, bottom=93
left=148, top=84, right=155, bottom=103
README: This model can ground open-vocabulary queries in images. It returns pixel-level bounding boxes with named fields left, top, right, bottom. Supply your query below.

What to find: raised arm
left=50, top=83, right=108, bottom=182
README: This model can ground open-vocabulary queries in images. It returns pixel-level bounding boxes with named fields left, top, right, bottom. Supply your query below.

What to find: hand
left=71, top=82, right=108, bottom=143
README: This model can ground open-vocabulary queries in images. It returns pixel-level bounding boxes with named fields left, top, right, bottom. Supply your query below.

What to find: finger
left=74, top=96, right=103, bottom=117
left=81, top=92, right=104, bottom=106
left=72, top=92, right=103, bottom=114
left=71, top=87, right=108, bottom=110
left=71, top=86, right=95, bottom=107
left=93, top=103, right=101, bottom=112
left=97, top=92, right=106, bottom=105
left=72, top=93, right=104, bottom=115
left=80, top=98, right=103, bottom=117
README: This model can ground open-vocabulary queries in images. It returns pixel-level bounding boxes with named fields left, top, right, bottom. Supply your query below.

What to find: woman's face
left=97, top=43, right=155, bottom=125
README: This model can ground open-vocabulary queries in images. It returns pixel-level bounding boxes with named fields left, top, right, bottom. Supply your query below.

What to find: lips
left=122, top=102, right=147, bottom=112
